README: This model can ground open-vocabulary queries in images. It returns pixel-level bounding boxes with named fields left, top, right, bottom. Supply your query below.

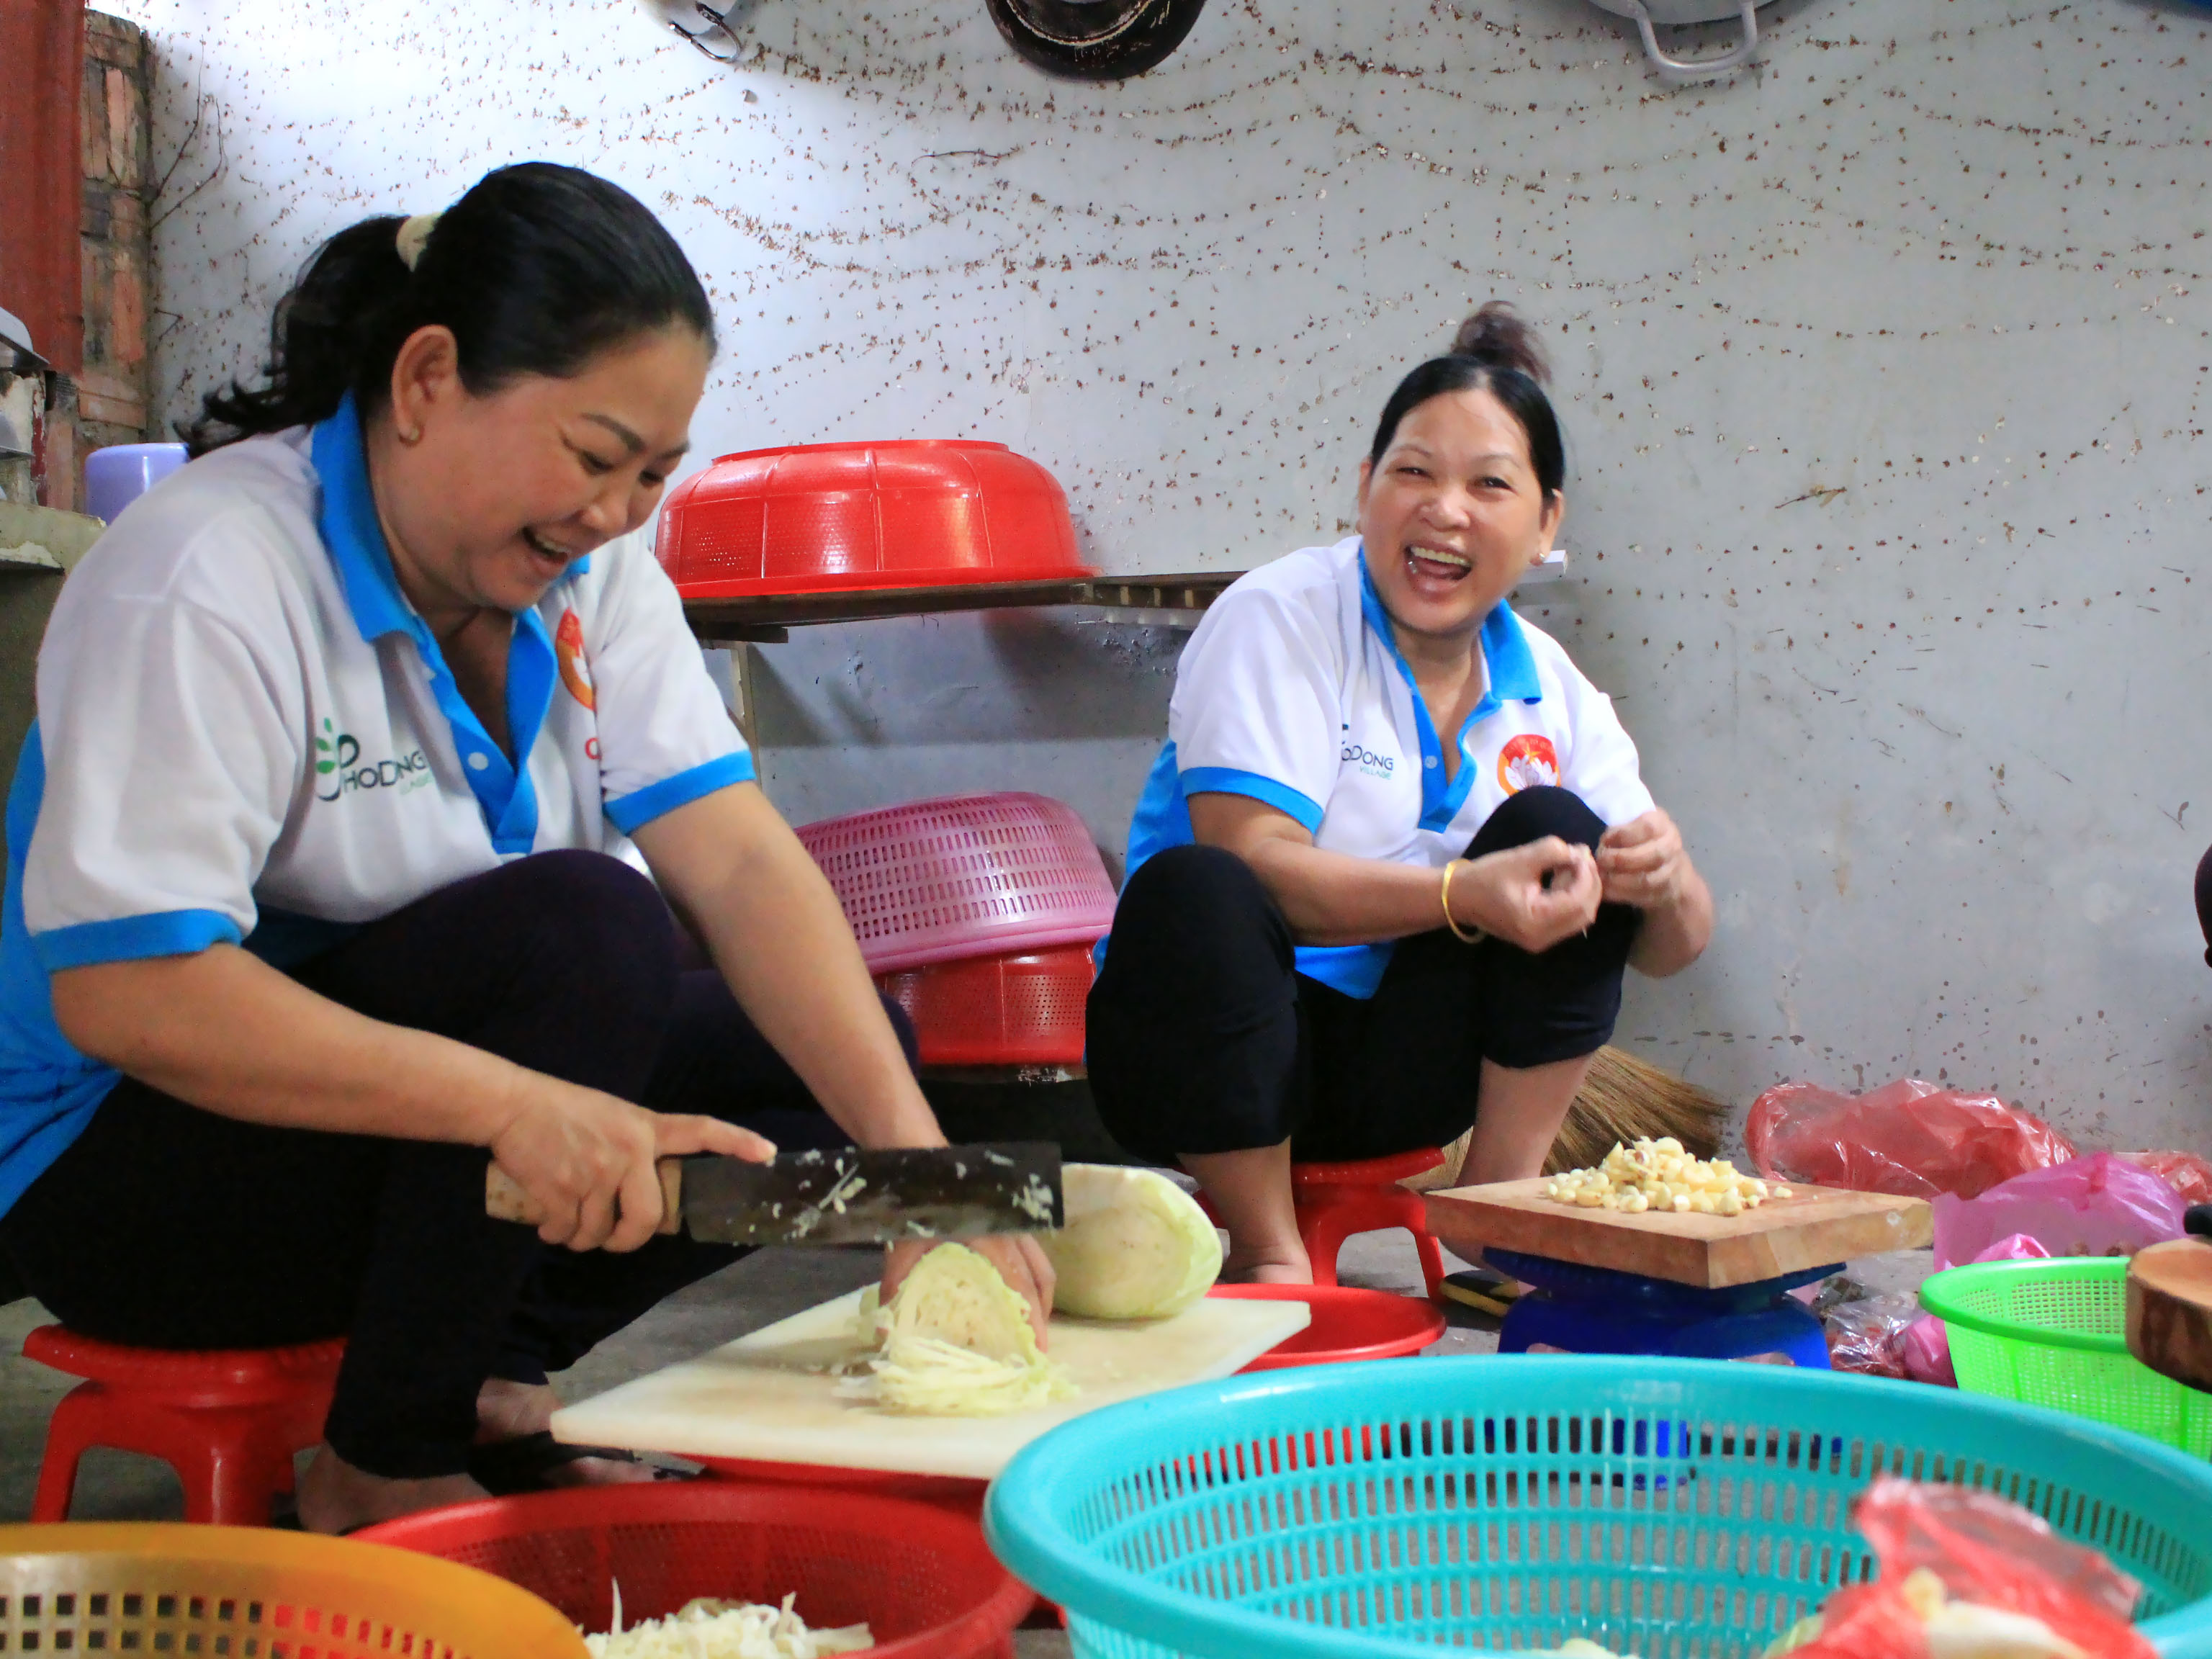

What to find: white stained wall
left=121, top=0, right=2211, bottom=1146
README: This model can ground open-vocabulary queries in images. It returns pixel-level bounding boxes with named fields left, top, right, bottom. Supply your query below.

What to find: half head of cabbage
left=1039, top=1164, right=1223, bottom=1321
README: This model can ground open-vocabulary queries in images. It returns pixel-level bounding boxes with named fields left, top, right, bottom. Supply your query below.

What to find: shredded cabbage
left=585, top=1593, right=871, bottom=1659
left=1039, top=1164, right=1223, bottom=1321
left=1762, top=1570, right=2087, bottom=1658
left=837, top=1242, right=1074, bottom=1416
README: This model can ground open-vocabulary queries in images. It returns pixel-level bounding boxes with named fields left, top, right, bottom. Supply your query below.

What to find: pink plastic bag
left=2125, top=1148, right=2212, bottom=1206
left=1903, top=1234, right=2045, bottom=1386
left=1899, top=1315, right=1954, bottom=1386
left=1933, top=1151, right=2188, bottom=1268
left=1747, top=1078, right=2077, bottom=1199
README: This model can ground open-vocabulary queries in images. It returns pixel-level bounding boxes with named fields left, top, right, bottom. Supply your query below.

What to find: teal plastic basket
left=985, top=1356, right=2212, bottom=1659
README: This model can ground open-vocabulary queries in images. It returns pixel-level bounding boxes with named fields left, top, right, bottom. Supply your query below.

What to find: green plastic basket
left=1920, top=1255, right=2212, bottom=1457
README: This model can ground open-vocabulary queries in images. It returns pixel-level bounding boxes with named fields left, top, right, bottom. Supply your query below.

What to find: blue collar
left=311, top=393, right=418, bottom=644
left=306, top=392, right=561, bottom=856
left=1357, top=547, right=1544, bottom=831
left=308, top=393, right=591, bottom=644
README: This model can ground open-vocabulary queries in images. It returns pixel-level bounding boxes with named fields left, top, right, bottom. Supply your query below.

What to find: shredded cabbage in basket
left=836, top=1241, right=1074, bottom=1416
left=585, top=1594, right=872, bottom=1659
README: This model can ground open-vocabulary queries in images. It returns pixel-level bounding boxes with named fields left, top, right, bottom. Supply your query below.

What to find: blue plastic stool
left=1489, top=1248, right=1836, bottom=1367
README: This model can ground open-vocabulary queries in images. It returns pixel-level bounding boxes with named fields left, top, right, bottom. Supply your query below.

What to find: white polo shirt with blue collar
left=0, top=393, right=752, bottom=1217
left=1120, top=536, right=1655, bottom=999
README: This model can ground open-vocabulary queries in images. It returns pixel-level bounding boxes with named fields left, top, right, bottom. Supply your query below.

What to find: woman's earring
left=398, top=426, right=423, bottom=446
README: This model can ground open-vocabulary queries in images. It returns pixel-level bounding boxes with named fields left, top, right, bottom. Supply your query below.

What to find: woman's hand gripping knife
left=635, top=782, right=1055, bottom=1345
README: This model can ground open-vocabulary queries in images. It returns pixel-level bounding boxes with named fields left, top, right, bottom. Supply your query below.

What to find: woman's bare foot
left=475, top=1377, right=658, bottom=1488
left=1220, top=1244, right=1314, bottom=1285
left=296, top=1445, right=485, bottom=1534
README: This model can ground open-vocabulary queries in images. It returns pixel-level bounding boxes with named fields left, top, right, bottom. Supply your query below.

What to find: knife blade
left=485, top=1141, right=1063, bottom=1246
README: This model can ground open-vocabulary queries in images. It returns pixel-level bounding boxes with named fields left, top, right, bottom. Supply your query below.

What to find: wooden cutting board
left=1423, top=1178, right=1933, bottom=1289
left=2128, top=1238, right=2212, bottom=1394
left=549, top=1289, right=1310, bottom=1481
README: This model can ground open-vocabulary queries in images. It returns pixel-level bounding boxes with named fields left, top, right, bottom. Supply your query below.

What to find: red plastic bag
left=1933, top=1152, right=2188, bottom=1269
left=2125, top=1148, right=2212, bottom=1206
left=1747, top=1078, right=2077, bottom=1199
left=1783, top=1478, right=2156, bottom=1658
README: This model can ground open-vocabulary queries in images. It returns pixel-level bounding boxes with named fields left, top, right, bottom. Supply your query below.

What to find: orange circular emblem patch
left=555, top=609, right=595, bottom=711
left=1496, top=732, right=1560, bottom=793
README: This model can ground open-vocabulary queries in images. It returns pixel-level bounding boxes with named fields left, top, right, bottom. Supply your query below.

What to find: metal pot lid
left=986, top=0, right=1208, bottom=78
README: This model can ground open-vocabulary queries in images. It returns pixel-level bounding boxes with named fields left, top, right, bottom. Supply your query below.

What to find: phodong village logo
left=315, top=716, right=431, bottom=801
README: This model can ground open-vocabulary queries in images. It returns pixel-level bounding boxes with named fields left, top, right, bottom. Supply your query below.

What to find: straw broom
left=1402, top=1045, right=1728, bottom=1192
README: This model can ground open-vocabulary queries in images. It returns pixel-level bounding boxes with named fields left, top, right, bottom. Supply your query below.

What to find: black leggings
left=1086, top=786, right=1637, bottom=1164
left=0, top=850, right=905, bottom=1480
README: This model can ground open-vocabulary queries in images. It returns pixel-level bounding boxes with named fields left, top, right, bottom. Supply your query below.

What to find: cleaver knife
left=485, top=1141, right=1063, bottom=1246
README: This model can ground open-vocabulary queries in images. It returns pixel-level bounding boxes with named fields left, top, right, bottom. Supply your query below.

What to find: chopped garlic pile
left=585, top=1595, right=872, bottom=1659
left=1542, top=1136, right=1793, bottom=1217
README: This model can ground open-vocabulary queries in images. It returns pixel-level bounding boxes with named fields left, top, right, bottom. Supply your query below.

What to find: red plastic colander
left=878, top=946, right=1096, bottom=1068
left=354, top=1483, right=1030, bottom=1659
left=1208, top=1284, right=1448, bottom=1370
left=656, top=440, right=1091, bottom=598
left=796, top=792, right=1116, bottom=976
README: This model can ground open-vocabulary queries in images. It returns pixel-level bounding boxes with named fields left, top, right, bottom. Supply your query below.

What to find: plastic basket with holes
left=878, top=945, right=1095, bottom=1067
left=1920, top=1254, right=2212, bottom=1457
left=795, top=793, right=1116, bottom=976
left=357, top=1483, right=1033, bottom=1659
left=984, top=1354, right=2212, bottom=1659
left=0, top=1522, right=585, bottom=1657
left=654, top=439, right=1090, bottom=599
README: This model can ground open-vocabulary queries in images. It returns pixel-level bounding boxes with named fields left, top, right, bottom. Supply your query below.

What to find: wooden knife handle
left=485, top=1159, right=685, bottom=1236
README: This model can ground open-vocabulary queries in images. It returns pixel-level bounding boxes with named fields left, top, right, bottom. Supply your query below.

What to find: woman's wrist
left=1442, top=858, right=1488, bottom=943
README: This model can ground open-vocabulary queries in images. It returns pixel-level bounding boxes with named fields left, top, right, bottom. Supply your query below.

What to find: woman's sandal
left=467, top=1429, right=692, bottom=1496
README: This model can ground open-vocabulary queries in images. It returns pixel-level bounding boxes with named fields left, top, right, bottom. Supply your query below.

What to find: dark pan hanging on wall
left=987, top=0, right=1208, bottom=78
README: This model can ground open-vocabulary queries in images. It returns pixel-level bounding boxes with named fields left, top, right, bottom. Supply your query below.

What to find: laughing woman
left=0, top=163, right=1050, bottom=1531
left=1086, top=305, right=1712, bottom=1282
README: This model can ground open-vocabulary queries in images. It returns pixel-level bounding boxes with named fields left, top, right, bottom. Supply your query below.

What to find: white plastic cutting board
left=551, top=1289, right=1310, bottom=1481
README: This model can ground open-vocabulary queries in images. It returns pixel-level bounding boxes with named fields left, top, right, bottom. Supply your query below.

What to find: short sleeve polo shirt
left=0, top=395, right=752, bottom=1216
left=1120, top=536, right=1654, bottom=999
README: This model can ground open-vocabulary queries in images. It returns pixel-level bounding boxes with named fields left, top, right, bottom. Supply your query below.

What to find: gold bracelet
left=1441, top=858, right=1485, bottom=944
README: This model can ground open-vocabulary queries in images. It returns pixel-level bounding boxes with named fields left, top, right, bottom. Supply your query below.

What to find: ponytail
left=185, top=162, right=716, bottom=455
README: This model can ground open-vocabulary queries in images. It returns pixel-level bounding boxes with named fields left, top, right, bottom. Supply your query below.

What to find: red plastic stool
left=1195, top=1148, right=1450, bottom=1304
left=22, top=1325, right=346, bottom=1524
left=1291, top=1150, right=1449, bottom=1303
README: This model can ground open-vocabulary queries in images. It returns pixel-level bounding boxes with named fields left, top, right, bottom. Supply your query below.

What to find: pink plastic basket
left=796, top=793, right=1116, bottom=974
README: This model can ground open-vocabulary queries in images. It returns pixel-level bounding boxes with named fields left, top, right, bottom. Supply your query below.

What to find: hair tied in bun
left=1364, top=297, right=1566, bottom=500
left=1449, top=300, right=1550, bottom=387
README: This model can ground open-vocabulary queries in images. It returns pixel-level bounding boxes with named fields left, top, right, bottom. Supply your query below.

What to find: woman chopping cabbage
left=0, top=163, right=1049, bottom=1531
left=1087, top=306, right=1712, bottom=1282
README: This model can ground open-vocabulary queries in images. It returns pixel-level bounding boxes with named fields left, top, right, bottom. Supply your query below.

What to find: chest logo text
left=315, top=717, right=430, bottom=802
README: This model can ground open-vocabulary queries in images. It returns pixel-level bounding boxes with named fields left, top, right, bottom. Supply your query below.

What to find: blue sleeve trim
left=604, top=750, right=757, bottom=835
left=1179, top=766, right=1325, bottom=834
left=32, top=909, right=244, bottom=973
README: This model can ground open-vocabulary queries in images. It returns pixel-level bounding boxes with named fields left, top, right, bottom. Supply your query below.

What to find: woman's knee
left=1106, top=844, right=1287, bottom=971
left=1465, top=785, right=1606, bottom=858
left=510, top=851, right=674, bottom=959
